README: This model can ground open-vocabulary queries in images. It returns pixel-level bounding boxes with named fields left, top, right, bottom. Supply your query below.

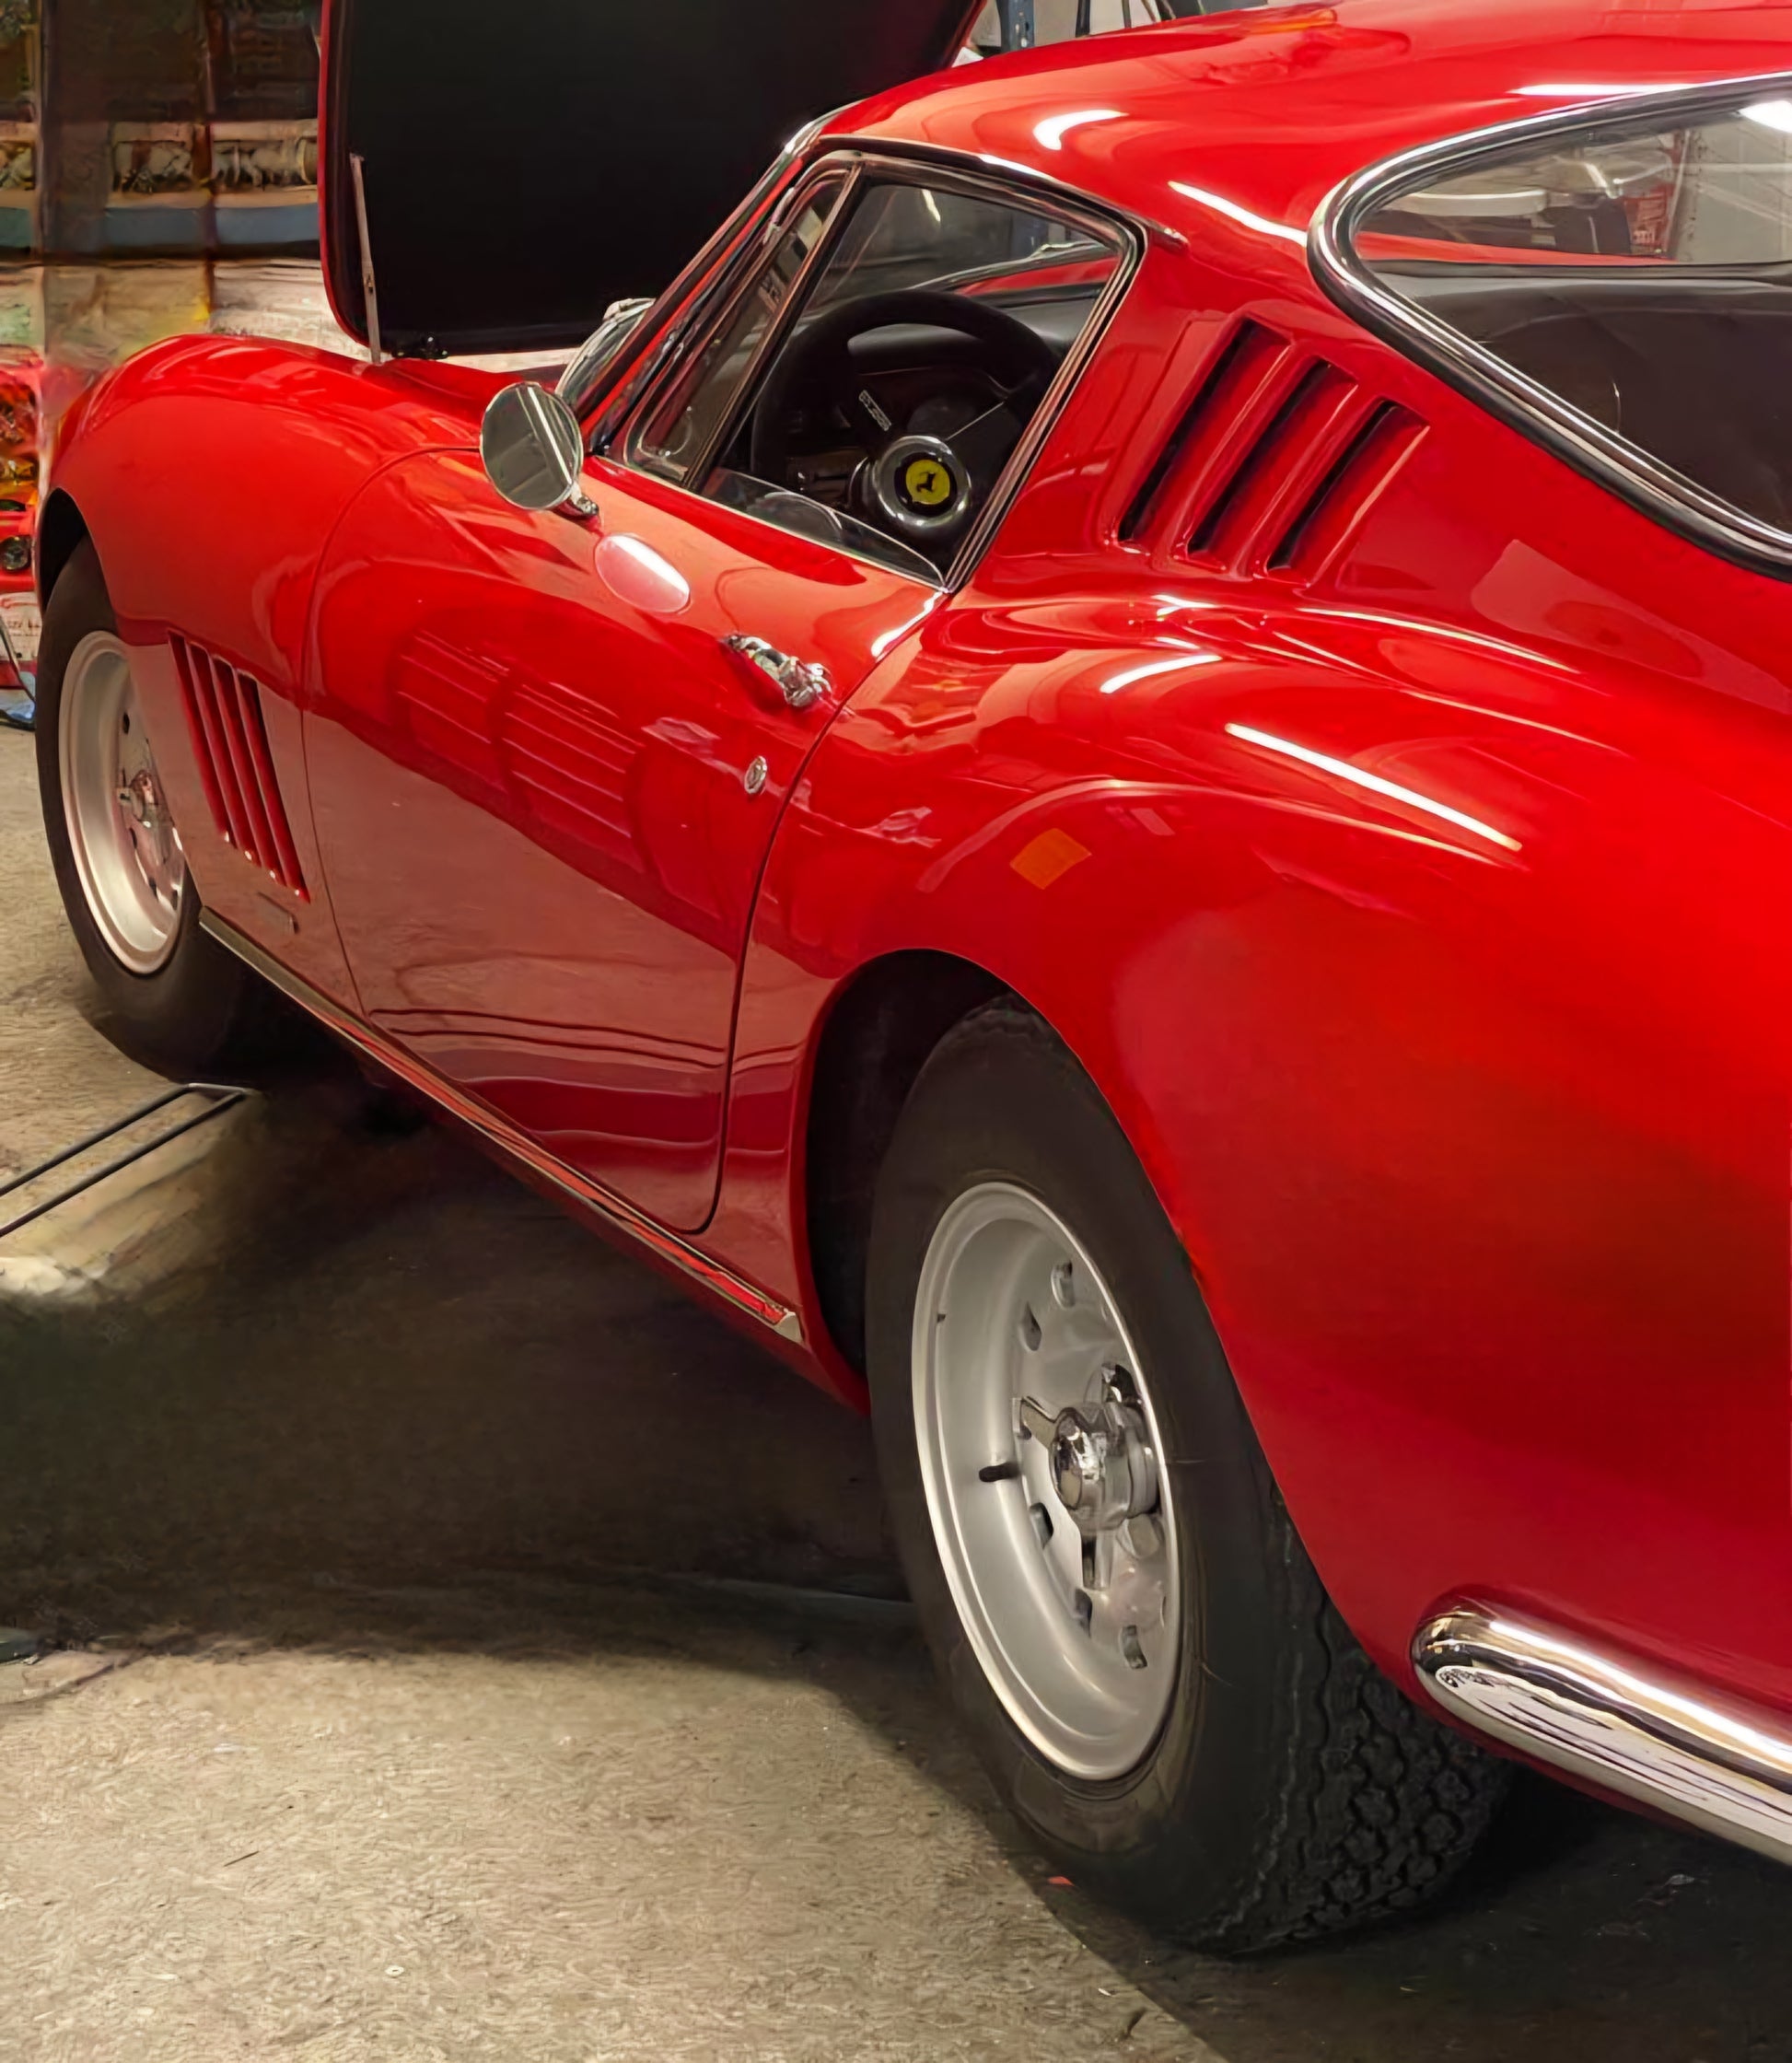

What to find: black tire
left=867, top=1001, right=1507, bottom=1952
left=36, top=539, right=270, bottom=1075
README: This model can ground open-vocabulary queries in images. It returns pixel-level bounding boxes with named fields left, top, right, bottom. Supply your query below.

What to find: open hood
left=321, top=0, right=983, bottom=359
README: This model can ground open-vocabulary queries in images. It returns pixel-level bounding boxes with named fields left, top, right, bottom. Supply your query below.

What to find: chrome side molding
left=1415, top=1603, right=1792, bottom=1866
left=200, top=913, right=806, bottom=1347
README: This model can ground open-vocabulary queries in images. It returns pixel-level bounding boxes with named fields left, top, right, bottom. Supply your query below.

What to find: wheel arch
left=36, top=488, right=91, bottom=608
left=803, top=946, right=1007, bottom=1373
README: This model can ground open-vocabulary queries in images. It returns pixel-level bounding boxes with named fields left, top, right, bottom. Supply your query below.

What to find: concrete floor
left=2, top=725, right=1791, bottom=2063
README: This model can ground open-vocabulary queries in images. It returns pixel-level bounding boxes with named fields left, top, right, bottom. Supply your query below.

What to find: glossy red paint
left=37, top=0, right=1792, bottom=1783
left=836, top=0, right=1792, bottom=263
left=304, top=447, right=937, bottom=1229
left=46, top=338, right=501, bottom=1004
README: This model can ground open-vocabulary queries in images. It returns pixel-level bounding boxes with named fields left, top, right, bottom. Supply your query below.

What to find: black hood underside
left=322, top=0, right=983, bottom=358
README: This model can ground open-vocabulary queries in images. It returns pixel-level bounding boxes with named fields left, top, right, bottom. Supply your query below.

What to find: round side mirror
left=480, top=381, right=589, bottom=513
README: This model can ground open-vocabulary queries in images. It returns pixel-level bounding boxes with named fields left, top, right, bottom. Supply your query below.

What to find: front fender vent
left=1123, top=318, right=1425, bottom=581
left=169, top=635, right=307, bottom=896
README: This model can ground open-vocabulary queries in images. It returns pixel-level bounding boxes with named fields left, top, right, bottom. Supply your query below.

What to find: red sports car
left=29, top=0, right=1792, bottom=1949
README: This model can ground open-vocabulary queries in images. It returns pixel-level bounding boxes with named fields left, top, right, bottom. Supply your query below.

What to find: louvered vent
left=169, top=635, right=307, bottom=896
left=1123, top=319, right=1425, bottom=580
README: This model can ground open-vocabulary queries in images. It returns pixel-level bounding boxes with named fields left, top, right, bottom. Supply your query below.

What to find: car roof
left=829, top=1, right=1792, bottom=266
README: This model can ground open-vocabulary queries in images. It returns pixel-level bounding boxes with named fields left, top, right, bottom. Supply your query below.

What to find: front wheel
left=36, top=540, right=270, bottom=1074
left=867, top=1002, right=1507, bottom=1952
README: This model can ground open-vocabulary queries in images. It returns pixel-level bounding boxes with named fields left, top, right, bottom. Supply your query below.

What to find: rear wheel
left=867, top=1002, right=1507, bottom=1952
left=36, top=541, right=269, bottom=1074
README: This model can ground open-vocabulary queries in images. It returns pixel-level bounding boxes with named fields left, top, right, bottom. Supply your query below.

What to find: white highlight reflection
left=1225, top=722, right=1521, bottom=851
left=1169, top=181, right=1307, bottom=246
left=1515, top=81, right=1700, bottom=99
left=1034, top=108, right=1124, bottom=152
left=1100, top=652, right=1219, bottom=693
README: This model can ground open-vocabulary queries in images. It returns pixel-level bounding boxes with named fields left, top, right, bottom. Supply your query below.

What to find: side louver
left=169, top=635, right=307, bottom=896
left=1123, top=320, right=1425, bottom=580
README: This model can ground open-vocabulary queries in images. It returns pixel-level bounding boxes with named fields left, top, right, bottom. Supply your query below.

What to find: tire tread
left=1207, top=1518, right=1507, bottom=1951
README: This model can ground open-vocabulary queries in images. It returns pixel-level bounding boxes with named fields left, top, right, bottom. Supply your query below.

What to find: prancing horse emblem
left=903, top=455, right=955, bottom=507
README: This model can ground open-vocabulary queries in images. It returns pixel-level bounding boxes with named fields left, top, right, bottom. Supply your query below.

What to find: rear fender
left=716, top=585, right=1792, bottom=1708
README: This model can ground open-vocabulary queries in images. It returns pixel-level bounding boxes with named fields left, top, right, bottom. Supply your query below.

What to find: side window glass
left=1350, top=95, right=1792, bottom=536
left=634, top=175, right=845, bottom=483
left=627, top=169, right=1125, bottom=582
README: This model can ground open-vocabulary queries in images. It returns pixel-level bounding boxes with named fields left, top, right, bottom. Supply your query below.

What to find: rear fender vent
left=169, top=635, right=307, bottom=896
left=1121, top=320, right=1297, bottom=543
left=1265, top=400, right=1427, bottom=579
left=1122, top=318, right=1425, bottom=580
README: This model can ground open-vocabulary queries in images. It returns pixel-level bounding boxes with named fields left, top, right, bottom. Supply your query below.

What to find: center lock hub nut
left=1022, top=1381, right=1159, bottom=1539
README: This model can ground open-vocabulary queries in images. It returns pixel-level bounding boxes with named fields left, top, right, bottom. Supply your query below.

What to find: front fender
left=43, top=334, right=492, bottom=994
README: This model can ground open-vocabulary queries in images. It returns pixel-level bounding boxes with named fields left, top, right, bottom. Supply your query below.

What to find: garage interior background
left=0, top=0, right=1255, bottom=728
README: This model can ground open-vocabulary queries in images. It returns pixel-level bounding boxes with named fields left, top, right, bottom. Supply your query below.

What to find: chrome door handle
left=722, top=633, right=832, bottom=711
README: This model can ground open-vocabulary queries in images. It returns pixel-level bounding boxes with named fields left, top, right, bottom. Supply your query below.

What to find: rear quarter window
left=1324, top=87, right=1792, bottom=568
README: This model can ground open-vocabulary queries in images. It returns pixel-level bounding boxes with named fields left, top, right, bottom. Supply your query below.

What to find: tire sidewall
left=867, top=1008, right=1304, bottom=1929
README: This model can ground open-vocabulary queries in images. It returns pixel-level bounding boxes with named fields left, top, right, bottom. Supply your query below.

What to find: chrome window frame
left=624, top=158, right=866, bottom=492
left=559, top=115, right=831, bottom=424
left=591, top=141, right=1146, bottom=594
left=1309, top=69, right=1792, bottom=582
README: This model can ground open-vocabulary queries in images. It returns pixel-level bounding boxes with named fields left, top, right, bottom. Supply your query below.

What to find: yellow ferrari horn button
left=902, top=455, right=956, bottom=508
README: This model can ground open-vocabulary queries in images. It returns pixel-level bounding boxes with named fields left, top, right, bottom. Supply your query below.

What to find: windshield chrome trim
left=644, top=161, right=867, bottom=497
left=596, top=139, right=1143, bottom=596
left=1309, top=68, right=1792, bottom=581
left=564, top=113, right=833, bottom=426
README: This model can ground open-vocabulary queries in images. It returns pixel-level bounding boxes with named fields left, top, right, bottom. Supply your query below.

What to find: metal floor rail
left=0, top=1083, right=249, bottom=1241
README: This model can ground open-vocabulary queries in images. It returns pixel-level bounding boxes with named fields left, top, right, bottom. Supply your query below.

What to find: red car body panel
left=38, top=1, right=1792, bottom=1733
left=304, top=449, right=937, bottom=1228
left=48, top=343, right=504, bottom=1004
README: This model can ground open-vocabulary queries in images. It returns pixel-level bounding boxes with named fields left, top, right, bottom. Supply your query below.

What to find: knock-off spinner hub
left=1022, top=1385, right=1159, bottom=1539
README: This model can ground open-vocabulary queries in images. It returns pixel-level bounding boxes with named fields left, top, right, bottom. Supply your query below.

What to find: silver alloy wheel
left=59, top=631, right=186, bottom=974
left=913, top=1182, right=1181, bottom=1780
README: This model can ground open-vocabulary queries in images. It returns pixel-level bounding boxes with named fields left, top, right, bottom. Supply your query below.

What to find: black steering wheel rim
left=747, top=287, right=1060, bottom=492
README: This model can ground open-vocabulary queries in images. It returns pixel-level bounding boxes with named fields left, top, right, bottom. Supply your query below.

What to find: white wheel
left=913, top=1180, right=1181, bottom=1779
left=58, top=630, right=186, bottom=974
left=39, top=541, right=265, bottom=1072
left=869, top=1002, right=1508, bottom=1950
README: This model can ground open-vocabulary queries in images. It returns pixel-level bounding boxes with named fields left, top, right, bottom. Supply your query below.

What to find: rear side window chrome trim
left=1308, top=68, right=1792, bottom=583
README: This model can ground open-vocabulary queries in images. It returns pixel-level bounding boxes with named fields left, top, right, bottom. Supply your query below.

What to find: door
left=305, top=450, right=932, bottom=1230
left=305, top=158, right=1128, bottom=1229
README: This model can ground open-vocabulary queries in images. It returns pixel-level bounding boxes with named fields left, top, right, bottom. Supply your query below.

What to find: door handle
left=722, top=633, right=832, bottom=712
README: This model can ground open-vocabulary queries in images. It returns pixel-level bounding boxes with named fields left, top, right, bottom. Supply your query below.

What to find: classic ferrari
left=29, top=0, right=1792, bottom=1949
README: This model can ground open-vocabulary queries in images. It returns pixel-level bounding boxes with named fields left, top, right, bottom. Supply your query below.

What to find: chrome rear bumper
left=1414, top=1604, right=1792, bottom=1864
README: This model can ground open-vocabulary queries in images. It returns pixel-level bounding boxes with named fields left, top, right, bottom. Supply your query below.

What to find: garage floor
left=1, top=725, right=1788, bottom=2063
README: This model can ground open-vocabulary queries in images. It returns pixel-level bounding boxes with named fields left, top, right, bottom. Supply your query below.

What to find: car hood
left=320, top=0, right=983, bottom=360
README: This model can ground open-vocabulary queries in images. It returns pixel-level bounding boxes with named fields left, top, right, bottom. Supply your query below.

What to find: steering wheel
left=749, top=288, right=1060, bottom=550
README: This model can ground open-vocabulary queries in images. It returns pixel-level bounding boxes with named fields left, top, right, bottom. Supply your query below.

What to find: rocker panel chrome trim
left=201, top=913, right=806, bottom=1346
left=1415, top=1603, right=1792, bottom=1865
